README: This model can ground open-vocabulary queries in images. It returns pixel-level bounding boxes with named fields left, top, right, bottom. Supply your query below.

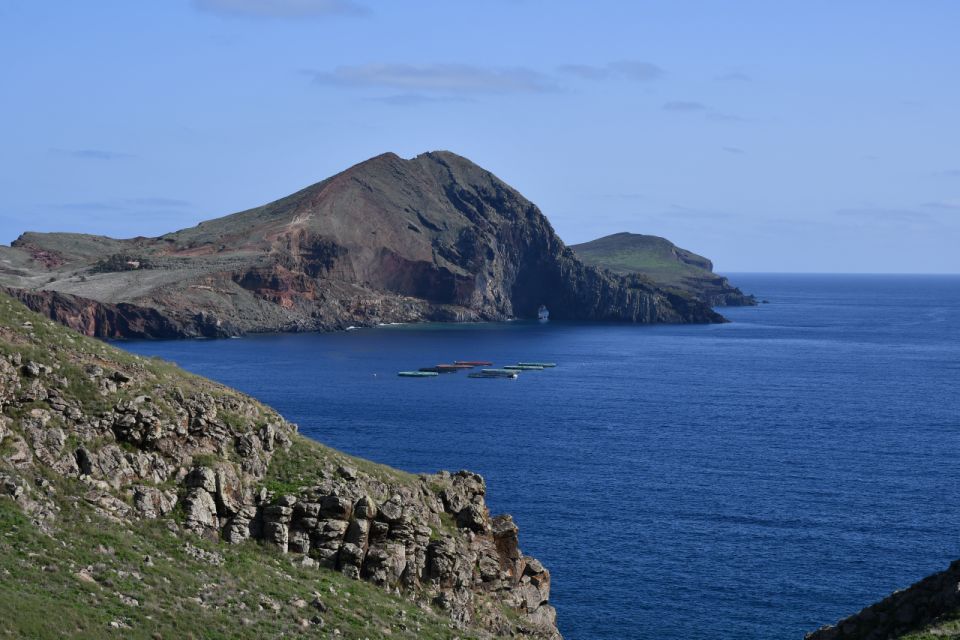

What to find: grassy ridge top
left=570, top=232, right=714, bottom=288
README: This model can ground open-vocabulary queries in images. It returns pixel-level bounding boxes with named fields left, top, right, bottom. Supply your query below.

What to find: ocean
left=120, top=274, right=960, bottom=639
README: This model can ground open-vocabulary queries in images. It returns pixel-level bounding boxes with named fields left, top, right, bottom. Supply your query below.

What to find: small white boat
left=537, top=305, right=550, bottom=322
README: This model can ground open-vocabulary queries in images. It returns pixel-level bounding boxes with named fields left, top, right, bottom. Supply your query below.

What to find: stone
left=276, top=494, right=297, bottom=507
left=294, top=502, right=322, bottom=519
left=337, top=465, right=358, bottom=481
left=264, top=521, right=289, bottom=553
left=455, top=504, right=488, bottom=534
left=214, top=465, right=245, bottom=516
left=338, top=542, right=365, bottom=570
left=377, top=497, right=404, bottom=524
left=22, top=360, right=46, bottom=378
left=320, top=495, right=352, bottom=520
left=132, top=486, right=177, bottom=519
left=264, top=504, right=294, bottom=523
left=185, top=466, right=217, bottom=493
left=289, top=526, right=312, bottom=555
left=344, top=519, right=370, bottom=547
left=183, top=488, right=219, bottom=536
left=354, top=495, right=377, bottom=520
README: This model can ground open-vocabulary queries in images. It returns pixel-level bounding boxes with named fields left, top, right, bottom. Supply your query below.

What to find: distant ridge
left=0, top=152, right=724, bottom=338
left=571, top=232, right=755, bottom=307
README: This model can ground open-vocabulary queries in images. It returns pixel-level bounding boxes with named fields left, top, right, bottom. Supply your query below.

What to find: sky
left=1, top=0, right=958, bottom=273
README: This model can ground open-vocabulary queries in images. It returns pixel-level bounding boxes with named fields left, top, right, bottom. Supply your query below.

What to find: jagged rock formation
left=0, top=152, right=722, bottom=339
left=571, top=232, right=755, bottom=307
left=806, top=561, right=960, bottom=640
left=0, top=291, right=560, bottom=638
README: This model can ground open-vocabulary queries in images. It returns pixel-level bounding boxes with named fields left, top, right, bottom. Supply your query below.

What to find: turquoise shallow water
left=121, top=274, right=960, bottom=639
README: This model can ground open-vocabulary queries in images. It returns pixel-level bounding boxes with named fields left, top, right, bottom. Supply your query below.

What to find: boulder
left=183, top=488, right=219, bottom=536
left=185, top=466, right=217, bottom=493
left=132, top=486, right=177, bottom=519
left=264, top=521, right=289, bottom=552
left=320, top=495, right=352, bottom=520
left=354, top=495, right=377, bottom=520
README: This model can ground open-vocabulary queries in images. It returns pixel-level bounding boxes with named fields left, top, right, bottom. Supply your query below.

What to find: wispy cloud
left=835, top=208, right=932, bottom=222
left=365, top=93, right=474, bottom=107
left=937, top=169, right=960, bottom=178
left=50, top=148, right=134, bottom=161
left=717, top=72, right=751, bottom=83
left=194, top=0, right=368, bottom=18
left=663, top=101, right=707, bottom=112
left=722, top=146, right=745, bottom=154
left=306, top=63, right=558, bottom=95
left=558, top=60, right=663, bottom=82
left=53, top=198, right=191, bottom=212
left=54, top=202, right=122, bottom=212
left=706, top=112, right=751, bottom=123
left=922, top=200, right=960, bottom=211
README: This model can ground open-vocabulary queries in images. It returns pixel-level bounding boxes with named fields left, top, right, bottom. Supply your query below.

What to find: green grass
left=262, top=432, right=417, bottom=497
left=901, top=613, right=960, bottom=639
left=571, top=232, right=713, bottom=287
left=0, top=491, right=476, bottom=640
left=0, top=291, right=497, bottom=638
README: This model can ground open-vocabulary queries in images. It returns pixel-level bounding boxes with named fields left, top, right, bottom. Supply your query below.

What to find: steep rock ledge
left=0, top=291, right=560, bottom=638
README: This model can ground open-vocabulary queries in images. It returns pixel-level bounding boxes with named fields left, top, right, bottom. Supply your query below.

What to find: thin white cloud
left=307, top=64, right=558, bottom=94
left=663, top=101, right=707, bottom=112
left=722, top=146, right=745, bottom=154
left=607, top=60, right=663, bottom=81
left=836, top=208, right=931, bottom=222
left=922, top=200, right=960, bottom=211
left=194, top=0, right=367, bottom=18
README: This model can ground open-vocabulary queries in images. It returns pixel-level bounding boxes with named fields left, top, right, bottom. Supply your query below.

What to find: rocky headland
left=0, top=290, right=560, bottom=638
left=571, top=232, right=755, bottom=307
left=0, top=152, right=722, bottom=339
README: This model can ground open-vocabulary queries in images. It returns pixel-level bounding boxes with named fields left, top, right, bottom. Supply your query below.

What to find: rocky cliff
left=0, top=290, right=560, bottom=638
left=0, top=152, right=722, bottom=339
left=806, top=562, right=960, bottom=640
left=571, top=232, right=755, bottom=307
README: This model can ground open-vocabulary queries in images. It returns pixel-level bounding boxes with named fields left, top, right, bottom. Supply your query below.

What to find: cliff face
left=571, top=232, right=755, bottom=307
left=806, top=561, right=960, bottom=640
left=0, top=152, right=722, bottom=339
left=0, top=291, right=560, bottom=638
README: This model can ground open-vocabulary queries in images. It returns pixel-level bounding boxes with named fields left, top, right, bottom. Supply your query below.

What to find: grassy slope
left=570, top=233, right=712, bottom=289
left=901, top=615, right=960, bottom=639
left=0, top=292, right=478, bottom=639
left=0, top=492, right=473, bottom=639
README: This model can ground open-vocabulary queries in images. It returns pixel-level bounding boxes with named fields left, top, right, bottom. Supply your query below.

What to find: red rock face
left=2, top=288, right=221, bottom=339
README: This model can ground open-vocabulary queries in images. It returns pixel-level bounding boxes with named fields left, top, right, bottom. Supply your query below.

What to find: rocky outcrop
left=0, top=291, right=560, bottom=638
left=2, top=286, right=229, bottom=339
left=1, top=152, right=723, bottom=339
left=806, top=561, right=960, bottom=640
left=571, top=232, right=756, bottom=307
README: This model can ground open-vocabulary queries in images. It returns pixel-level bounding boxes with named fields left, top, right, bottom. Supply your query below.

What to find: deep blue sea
left=120, top=274, right=960, bottom=640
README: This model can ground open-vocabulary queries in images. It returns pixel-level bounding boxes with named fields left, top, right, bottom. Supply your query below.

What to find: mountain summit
left=0, top=152, right=722, bottom=338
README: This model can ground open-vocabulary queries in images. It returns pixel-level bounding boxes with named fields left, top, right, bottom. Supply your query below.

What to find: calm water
left=121, top=274, right=960, bottom=639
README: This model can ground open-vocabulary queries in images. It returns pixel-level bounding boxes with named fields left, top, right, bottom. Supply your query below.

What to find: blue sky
left=1, top=0, right=958, bottom=273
